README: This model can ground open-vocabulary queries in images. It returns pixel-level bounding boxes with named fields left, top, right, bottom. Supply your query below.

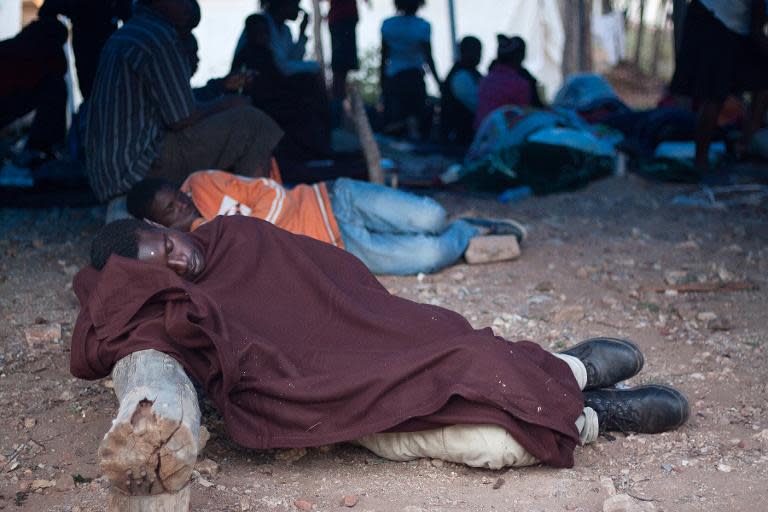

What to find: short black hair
left=460, top=36, right=481, bottom=55
left=127, top=178, right=174, bottom=220
left=90, top=219, right=152, bottom=270
left=395, top=0, right=425, bottom=15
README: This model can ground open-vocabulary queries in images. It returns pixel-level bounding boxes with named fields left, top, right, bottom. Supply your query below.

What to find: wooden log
left=347, top=85, right=385, bottom=185
left=99, top=350, right=205, bottom=510
left=108, top=486, right=190, bottom=512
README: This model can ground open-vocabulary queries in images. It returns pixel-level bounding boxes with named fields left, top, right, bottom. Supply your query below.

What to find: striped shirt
left=182, top=170, right=344, bottom=249
left=85, top=5, right=195, bottom=201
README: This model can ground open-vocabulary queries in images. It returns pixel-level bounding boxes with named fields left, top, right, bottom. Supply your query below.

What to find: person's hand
left=299, top=10, right=310, bottom=34
left=223, top=72, right=254, bottom=92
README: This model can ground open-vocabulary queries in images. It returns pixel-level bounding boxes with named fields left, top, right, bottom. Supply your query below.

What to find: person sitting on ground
left=0, top=16, right=68, bottom=167
left=74, top=215, right=689, bottom=471
left=440, top=36, right=483, bottom=146
left=126, top=171, right=526, bottom=275
left=232, top=12, right=331, bottom=160
left=84, top=0, right=284, bottom=208
left=234, top=2, right=332, bottom=159
left=670, top=0, right=768, bottom=178
left=475, top=35, right=544, bottom=129
left=380, top=0, right=440, bottom=140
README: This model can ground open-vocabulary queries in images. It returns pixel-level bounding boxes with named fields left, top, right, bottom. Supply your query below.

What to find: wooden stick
left=347, top=85, right=385, bottom=185
left=99, top=350, right=205, bottom=510
left=646, top=281, right=759, bottom=294
left=311, top=0, right=326, bottom=72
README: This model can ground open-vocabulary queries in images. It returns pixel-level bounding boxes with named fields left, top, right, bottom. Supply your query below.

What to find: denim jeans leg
left=339, top=219, right=478, bottom=275
left=332, top=178, right=448, bottom=234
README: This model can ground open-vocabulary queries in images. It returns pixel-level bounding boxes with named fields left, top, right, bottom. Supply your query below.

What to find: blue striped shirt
left=85, top=6, right=194, bottom=201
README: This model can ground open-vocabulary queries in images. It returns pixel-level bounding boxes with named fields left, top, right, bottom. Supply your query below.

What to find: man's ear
left=144, top=219, right=165, bottom=229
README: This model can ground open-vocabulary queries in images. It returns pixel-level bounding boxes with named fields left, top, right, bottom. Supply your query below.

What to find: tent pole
left=447, top=0, right=458, bottom=61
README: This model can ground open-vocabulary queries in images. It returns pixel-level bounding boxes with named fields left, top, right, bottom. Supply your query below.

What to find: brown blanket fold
left=71, top=216, right=583, bottom=467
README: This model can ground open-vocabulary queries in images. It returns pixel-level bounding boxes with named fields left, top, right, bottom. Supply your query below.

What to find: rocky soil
left=1, top=174, right=767, bottom=511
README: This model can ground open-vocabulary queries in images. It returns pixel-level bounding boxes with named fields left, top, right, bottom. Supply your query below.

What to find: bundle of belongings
left=445, top=105, right=620, bottom=195
left=449, top=73, right=744, bottom=192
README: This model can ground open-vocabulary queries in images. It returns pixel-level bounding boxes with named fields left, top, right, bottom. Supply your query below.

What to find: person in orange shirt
left=126, top=172, right=526, bottom=275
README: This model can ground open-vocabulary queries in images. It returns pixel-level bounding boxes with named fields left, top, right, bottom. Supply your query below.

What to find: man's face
left=149, top=186, right=201, bottom=232
left=137, top=227, right=205, bottom=279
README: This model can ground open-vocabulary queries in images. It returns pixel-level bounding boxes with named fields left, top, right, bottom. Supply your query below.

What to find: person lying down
left=126, top=171, right=527, bottom=276
left=72, top=216, right=689, bottom=470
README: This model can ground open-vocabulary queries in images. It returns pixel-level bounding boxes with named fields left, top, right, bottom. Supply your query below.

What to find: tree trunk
left=650, top=0, right=669, bottom=77
left=672, top=0, right=688, bottom=57
left=311, top=0, right=326, bottom=74
left=634, top=0, right=647, bottom=66
left=347, top=85, right=385, bottom=185
left=99, top=350, right=206, bottom=511
left=560, top=0, right=593, bottom=77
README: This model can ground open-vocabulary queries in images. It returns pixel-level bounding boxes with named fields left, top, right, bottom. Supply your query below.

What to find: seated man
left=84, top=0, right=284, bottom=206
left=0, top=17, right=68, bottom=164
left=126, top=172, right=526, bottom=275
left=234, top=6, right=332, bottom=159
left=441, top=36, right=484, bottom=146
left=475, top=35, right=544, bottom=129
left=73, top=216, right=689, bottom=470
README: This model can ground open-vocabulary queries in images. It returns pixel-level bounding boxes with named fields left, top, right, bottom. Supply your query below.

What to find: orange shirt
left=181, top=170, right=344, bottom=248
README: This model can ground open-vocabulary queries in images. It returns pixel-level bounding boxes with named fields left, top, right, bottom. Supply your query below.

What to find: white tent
left=0, top=0, right=22, bottom=40
left=193, top=0, right=567, bottom=97
left=501, top=0, right=564, bottom=100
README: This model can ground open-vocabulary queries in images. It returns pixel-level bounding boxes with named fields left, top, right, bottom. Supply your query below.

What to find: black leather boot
left=584, top=385, right=690, bottom=434
left=560, top=337, right=644, bottom=390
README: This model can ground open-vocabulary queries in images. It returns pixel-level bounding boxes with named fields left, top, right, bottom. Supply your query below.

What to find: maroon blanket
left=71, top=216, right=583, bottom=467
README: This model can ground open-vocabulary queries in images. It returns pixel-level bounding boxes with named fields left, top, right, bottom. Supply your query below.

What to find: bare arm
left=422, top=41, right=441, bottom=88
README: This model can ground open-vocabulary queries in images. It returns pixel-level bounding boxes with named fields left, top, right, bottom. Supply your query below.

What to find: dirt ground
left=1, top=173, right=767, bottom=512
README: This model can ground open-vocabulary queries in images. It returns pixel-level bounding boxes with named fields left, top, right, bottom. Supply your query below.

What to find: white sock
left=553, top=353, right=588, bottom=391
left=575, top=407, right=600, bottom=444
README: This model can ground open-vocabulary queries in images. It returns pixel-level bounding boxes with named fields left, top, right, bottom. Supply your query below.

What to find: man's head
left=138, top=0, right=199, bottom=33
left=497, top=35, right=526, bottom=68
left=394, top=0, right=425, bottom=16
left=262, top=0, right=301, bottom=22
left=245, top=14, right=271, bottom=48
left=127, top=178, right=201, bottom=232
left=91, top=219, right=205, bottom=279
left=459, top=36, right=482, bottom=68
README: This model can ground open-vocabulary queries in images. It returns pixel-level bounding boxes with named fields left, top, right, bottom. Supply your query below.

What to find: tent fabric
left=503, top=0, right=565, bottom=101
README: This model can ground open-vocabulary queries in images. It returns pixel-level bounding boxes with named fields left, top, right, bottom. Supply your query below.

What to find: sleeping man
left=71, top=216, right=689, bottom=470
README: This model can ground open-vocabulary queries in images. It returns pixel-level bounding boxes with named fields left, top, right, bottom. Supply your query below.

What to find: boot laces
left=597, top=399, right=642, bottom=434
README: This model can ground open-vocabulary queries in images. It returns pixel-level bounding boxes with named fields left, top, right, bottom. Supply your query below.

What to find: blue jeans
left=330, top=178, right=479, bottom=275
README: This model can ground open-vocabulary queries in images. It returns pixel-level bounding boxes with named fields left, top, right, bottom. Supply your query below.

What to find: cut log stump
left=99, top=350, right=206, bottom=511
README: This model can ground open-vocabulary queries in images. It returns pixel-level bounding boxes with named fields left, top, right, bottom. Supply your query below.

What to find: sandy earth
left=0, top=173, right=767, bottom=512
